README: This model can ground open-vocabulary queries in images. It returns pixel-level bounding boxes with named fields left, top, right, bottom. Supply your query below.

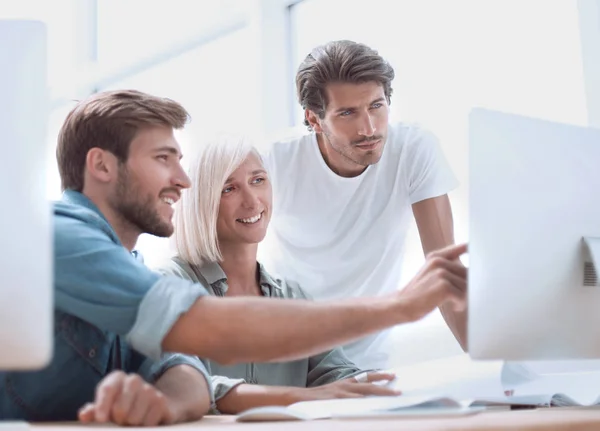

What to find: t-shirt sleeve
left=404, top=126, right=459, bottom=204
left=54, top=213, right=209, bottom=361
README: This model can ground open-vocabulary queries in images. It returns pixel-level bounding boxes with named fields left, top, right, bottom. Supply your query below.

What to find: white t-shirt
left=260, top=122, right=458, bottom=369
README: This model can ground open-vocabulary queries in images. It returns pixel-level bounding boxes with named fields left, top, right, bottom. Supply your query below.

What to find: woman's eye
left=252, top=177, right=265, bottom=184
left=222, top=186, right=233, bottom=194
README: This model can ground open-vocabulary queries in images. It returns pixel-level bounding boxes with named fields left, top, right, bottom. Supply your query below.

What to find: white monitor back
left=0, top=20, right=52, bottom=369
left=469, top=108, right=600, bottom=360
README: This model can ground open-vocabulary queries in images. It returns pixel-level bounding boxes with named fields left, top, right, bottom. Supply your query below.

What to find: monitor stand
left=583, top=236, right=600, bottom=286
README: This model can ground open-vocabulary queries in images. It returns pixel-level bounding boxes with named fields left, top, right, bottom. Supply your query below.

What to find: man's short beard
left=112, top=166, right=173, bottom=238
left=324, top=131, right=382, bottom=168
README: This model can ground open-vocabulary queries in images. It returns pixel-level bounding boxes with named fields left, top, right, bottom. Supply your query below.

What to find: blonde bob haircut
left=174, top=135, right=256, bottom=265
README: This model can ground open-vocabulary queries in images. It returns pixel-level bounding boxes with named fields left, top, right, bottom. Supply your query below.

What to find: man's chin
left=146, top=222, right=174, bottom=238
left=355, top=153, right=383, bottom=167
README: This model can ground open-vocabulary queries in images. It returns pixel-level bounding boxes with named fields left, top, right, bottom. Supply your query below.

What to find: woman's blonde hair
left=174, top=135, right=255, bottom=265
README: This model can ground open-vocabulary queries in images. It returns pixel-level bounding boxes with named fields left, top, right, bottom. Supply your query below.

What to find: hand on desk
left=78, top=370, right=176, bottom=427
left=299, top=371, right=400, bottom=401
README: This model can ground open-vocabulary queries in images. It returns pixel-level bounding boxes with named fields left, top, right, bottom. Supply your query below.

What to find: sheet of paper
left=384, top=354, right=508, bottom=400
left=289, top=395, right=464, bottom=419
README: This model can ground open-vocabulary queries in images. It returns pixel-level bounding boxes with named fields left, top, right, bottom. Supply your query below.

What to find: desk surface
left=28, top=407, right=600, bottom=430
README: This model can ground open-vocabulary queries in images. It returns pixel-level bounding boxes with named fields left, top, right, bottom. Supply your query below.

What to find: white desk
left=29, top=407, right=600, bottom=430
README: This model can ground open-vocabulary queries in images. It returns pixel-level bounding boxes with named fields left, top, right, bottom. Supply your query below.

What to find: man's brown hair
left=56, top=89, right=190, bottom=191
left=296, top=40, right=395, bottom=129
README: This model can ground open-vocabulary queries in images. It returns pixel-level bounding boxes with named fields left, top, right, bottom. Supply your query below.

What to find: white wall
left=579, top=0, right=600, bottom=127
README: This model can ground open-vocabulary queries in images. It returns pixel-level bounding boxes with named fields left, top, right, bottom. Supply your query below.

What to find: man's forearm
left=154, top=365, right=211, bottom=423
left=439, top=305, right=468, bottom=351
left=412, top=195, right=467, bottom=350
left=164, top=295, right=406, bottom=365
left=217, top=384, right=301, bottom=414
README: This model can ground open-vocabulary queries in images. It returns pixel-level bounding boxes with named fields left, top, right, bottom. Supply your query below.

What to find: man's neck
left=82, top=189, right=140, bottom=251
left=218, top=243, right=261, bottom=296
left=316, top=133, right=367, bottom=178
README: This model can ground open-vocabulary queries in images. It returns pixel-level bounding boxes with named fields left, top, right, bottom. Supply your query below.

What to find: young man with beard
left=261, top=40, right=466, bottom=369
left=0, top=90, right=467, bottom=426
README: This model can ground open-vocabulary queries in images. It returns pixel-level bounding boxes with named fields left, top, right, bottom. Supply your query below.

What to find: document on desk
left=512, top=370, right=600, bottom=407
left=236, top=354, right=537, bottom=422
left=236, top=354, right=600, bottom=422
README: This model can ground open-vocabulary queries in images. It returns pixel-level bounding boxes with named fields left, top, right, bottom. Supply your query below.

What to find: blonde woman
left=158, top=136, right=401, bottom=414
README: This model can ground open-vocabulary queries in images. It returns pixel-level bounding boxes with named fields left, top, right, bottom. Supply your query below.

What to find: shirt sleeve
left=306, top=348, right=367, bottom=387
left=191, top=358, right=245, bottom=415
left=404, top=126, right=459, bottom=204
left=207, top=375, right=247, bottom=414
left=135, top=353, right=216, bottom=411
left=54, top=212, right=209, bottom=361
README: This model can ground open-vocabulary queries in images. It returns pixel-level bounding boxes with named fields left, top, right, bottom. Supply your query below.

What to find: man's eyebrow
left=333, top=97, right=386, bottom=113
left=154, top=146, right=183, bottom=158
left=370, top=97, right=386, bottom=105
left=334, top=105, right=357, bottom=114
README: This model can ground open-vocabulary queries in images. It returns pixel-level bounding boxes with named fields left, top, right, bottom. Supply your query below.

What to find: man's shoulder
left=53, top=200, right=117, bottom=245
left=387, top=121, right=436, bottom=147
left=54, top=199, right=98, bottom=222
left=263, top=127, right=313, bottom=157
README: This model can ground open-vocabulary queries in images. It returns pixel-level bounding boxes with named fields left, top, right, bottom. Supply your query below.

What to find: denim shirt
left=0, top=191, right=212, bottom=421
left=158, top=257, right=369, bottom=414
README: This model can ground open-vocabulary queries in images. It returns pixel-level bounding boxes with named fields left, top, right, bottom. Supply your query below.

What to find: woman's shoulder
left=154, top=256, right=201, bottom=283
left=259, top=264, right=313, bottom=301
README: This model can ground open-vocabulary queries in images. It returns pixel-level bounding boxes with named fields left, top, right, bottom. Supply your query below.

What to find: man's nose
left=173, top=163, right=191, bottom=189
left=357, top=112, right=376, bottom=137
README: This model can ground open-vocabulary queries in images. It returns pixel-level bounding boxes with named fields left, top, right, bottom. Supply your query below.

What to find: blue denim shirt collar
left=62, top=190, right=105, bottom=217
left=61, top=190, right=124, bottom=248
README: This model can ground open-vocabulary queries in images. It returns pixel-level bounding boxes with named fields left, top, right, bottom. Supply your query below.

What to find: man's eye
left=157, top=155, right=169, bottom=161
left=371, top=103, right=383, bottom=109
left=340, top=111, right=352, bottom=117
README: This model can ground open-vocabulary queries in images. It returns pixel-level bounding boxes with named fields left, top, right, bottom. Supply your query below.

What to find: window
left=96, top=0, right=249, bottom=71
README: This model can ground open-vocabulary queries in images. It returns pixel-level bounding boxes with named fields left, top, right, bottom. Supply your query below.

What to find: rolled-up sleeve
left=136, top=353, right=216, bottom=411
left=54, top=211, right=209, bottom=361
left=306, top=348, right=366, bottom=387
left=208, top=375, right=246, bottom=414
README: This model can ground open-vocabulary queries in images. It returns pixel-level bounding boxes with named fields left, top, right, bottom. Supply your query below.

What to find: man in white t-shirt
left=261, top=40, right=466, bottom=369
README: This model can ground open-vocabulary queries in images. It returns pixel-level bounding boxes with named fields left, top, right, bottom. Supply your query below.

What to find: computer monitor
left=468, top=108, right=600, bottom=361
left=0, top=20, right=52, bottom=369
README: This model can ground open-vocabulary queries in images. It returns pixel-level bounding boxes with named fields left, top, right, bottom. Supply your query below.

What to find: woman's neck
left=218, top=242, right=261, bottom=296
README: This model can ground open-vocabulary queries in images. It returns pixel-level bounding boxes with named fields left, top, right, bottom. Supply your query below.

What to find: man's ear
left=85, top=148, right=119, bottom=184
left=305, top=110, right=324, bottom=133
